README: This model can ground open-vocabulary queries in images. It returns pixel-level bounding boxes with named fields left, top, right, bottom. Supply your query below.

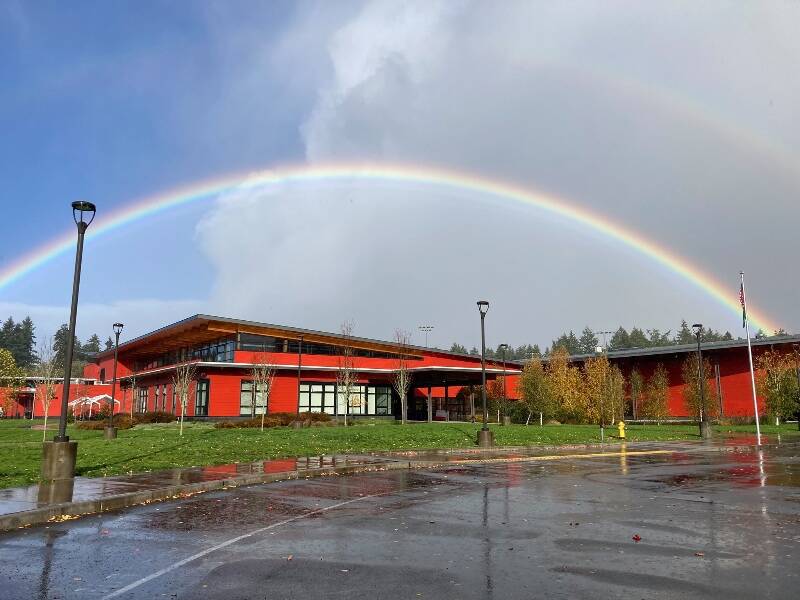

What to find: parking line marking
left=101, top=492, right=384, bottom=599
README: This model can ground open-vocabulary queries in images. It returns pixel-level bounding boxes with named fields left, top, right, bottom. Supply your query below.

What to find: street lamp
left=40, top=201, right=96, bottom=503
left=106, top=322, right=124, bottom=440
left=477, top=301, right=494, bottom=447
left=498, top=343, right=509, bottom=425
left=692, top=323, right=712, bottom=440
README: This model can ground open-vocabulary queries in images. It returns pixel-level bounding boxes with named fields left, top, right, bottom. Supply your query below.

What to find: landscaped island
left=2, top=419, right=796, bottom=490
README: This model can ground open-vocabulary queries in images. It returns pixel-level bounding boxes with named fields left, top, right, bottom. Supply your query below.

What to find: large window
left=160, top=384, right=168, bottom=411
left=299, top=383, right=337, bottom=415
left=240, top=380, right=269, bottom=415
left=300, top=382, right=391, bottom=416
left=195, top=379, right=210, bottom=416
left=137, top=387, right=148, bottom=413
left=154, top=385, right=160, bottom=411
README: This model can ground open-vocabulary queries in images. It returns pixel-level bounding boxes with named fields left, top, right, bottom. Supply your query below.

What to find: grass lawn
left=1, top=419, right=797, bottom=490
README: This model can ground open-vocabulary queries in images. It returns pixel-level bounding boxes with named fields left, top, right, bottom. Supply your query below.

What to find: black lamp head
left=72, top=201, right=96, bottom=227
left=477, top=300, right=489, bottom=315
left=113, top=322, right=124, bottom=335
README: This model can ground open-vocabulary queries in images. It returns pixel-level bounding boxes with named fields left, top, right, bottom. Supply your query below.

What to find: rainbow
left=0, top=162, right=778, bottom=332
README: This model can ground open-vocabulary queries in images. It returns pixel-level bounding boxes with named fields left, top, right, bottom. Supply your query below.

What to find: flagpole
left=741, top=271, right=761, bottom=445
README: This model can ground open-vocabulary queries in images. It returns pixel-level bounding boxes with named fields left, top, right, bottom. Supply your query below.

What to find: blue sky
left=0, top=1, right=798, bottom=349
left=0, top=1, right=308, bottom=297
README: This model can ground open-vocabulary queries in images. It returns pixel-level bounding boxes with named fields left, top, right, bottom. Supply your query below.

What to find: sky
left=1, top=0, right=799, bottom=352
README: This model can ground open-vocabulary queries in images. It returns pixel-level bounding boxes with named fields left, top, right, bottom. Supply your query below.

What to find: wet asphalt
left=1, top=441, right=799, bottom=600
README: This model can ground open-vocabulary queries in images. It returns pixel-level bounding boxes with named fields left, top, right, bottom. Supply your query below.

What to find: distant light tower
left=693, top=323, right=712, bottom=440
left=418, top=325, right=434, bottom=348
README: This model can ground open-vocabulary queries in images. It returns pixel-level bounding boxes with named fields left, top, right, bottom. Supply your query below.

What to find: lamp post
left=498, top=343, right=509, bottom=425
left=595, top=346, right=605, bottom=442
left=40, top=201, right=96, bottom=504
left=476, top=301, right=494, bottom=447
left=106, top=323, right=124, bottom=440
left=793, top=344, right=800, bottom=431
left=693, top=323, right=712, bottom=440
left=418, top=325, right=434, bottom=347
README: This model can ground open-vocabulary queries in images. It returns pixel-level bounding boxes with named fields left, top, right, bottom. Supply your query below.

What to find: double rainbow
left=0, top=162, right=777, bottom=333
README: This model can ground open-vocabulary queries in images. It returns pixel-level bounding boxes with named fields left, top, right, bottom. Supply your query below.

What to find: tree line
left=451, top=319, right=793, bottom=360
left=0, top=316, right=113, bottom=376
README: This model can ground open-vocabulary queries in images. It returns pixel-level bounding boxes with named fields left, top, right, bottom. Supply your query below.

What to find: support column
left=427, top=386, right=432, bottom=423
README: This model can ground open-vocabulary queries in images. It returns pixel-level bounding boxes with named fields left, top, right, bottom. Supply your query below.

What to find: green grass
left=1, top=419, right=797, bottom=490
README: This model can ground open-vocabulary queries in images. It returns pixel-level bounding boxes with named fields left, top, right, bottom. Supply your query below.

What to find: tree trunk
left=42, top=408, right=48, bottom=442
left=179, top=394, right=185, bottom=436
left=525, top=411, right=531, bottom=426
left=401, top=391, right=407, bottom=425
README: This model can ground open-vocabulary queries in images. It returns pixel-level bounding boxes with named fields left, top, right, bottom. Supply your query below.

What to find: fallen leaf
left=694, top=552, right=705, bottom=557
left=632, top=534, right=641, bottom=542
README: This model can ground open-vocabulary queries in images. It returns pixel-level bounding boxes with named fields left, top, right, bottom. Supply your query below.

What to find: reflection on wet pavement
left=0, top=439, right=797, bottom=599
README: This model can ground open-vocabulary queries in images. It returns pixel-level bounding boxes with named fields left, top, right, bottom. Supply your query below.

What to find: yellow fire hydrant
left=617, top=421, right=626, bottom=439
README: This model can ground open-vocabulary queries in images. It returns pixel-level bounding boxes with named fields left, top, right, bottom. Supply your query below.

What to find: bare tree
left=128, top=369, right=138, bottom=418
left=35, top=337, right=58, bottom=441
left=335, top=321, right=357, bottom=426
left=250, top=354, right=276, bottom=431
left=172, top=361, right=196, bottom=436
left=392, top=329, right=412, bottom=424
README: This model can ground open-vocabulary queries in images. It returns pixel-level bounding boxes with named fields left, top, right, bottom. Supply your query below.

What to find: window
left=300, top=382, right=391, bottom=416
left=298, top=383, right=336, bottom=415
left=154, top=385, right=160, bottom=411
left=195, top=379, right=210, bottom=416
left=240, top=380, right=269, bottom=415
left=171, top=386, right=176, bottom=414
left=160, top=384, right=168, bottom=411
left=137, top=387, right=148, bottom=413
left=99, top=368, right=106, bottom=382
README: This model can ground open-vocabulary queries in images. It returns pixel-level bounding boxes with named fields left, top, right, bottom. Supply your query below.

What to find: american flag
left=739, top=282, right=746, bottom=328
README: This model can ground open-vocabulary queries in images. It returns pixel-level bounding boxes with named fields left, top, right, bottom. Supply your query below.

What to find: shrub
left=135, top=411, right=176, bottom=424
left=76, top=415, right=137, bottom=430
left=213, top=412, right=330, bottom=429
left=299, top=411, right=331, bottom=422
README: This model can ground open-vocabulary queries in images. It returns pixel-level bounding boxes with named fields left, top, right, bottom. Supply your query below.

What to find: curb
left=0, top=460, right=418, bottom=533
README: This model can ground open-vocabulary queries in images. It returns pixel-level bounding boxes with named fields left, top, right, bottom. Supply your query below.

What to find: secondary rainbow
left=0, top=162, right=778, bottom=333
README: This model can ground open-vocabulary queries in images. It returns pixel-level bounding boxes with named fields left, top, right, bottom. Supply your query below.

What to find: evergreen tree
left=551, top=331, right=581, bottom=355
left=646, top=328, right=671, bottom=347
left=105, top=336, right=114, bottom=351
left=578, top=327, right=599, bottom=355
left=17, top=316, right=37, bottom=369
left=469, top=347, right=480, bottom=356
left=83, top=334, right=102, bottom=355
left=609, top=327, right=630, bottom=350
left=628, top=327, right=649, bottom=348
left=675, top=320, right=695, bottom=345
left=53, top=324, right=74, bottom=372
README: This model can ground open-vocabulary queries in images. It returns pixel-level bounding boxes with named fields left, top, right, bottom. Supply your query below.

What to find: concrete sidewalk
left=0, top=437, right=782, bottom=532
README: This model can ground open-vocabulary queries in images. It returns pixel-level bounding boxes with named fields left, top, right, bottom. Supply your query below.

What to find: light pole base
left=38, top=441, right=77, bottom=505
left=104, top=427, right=117, bottom=440
left=477, top=428, right=495, bottom=448
left=699, top=420, right=712, bottom=440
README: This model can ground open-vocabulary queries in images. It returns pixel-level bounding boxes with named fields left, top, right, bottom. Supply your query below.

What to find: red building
left=81, top=315, right=520, bottom=421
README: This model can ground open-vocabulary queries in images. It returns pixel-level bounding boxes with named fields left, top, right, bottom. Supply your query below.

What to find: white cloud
left=196, top=0, right=799, bottom=347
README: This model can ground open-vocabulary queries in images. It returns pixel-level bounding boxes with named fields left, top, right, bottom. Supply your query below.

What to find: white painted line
left=101, top=492, right=384, bottom=599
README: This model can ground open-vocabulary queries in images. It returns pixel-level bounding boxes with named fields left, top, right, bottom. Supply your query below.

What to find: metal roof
left=95, top=314, right=491, bottom=363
